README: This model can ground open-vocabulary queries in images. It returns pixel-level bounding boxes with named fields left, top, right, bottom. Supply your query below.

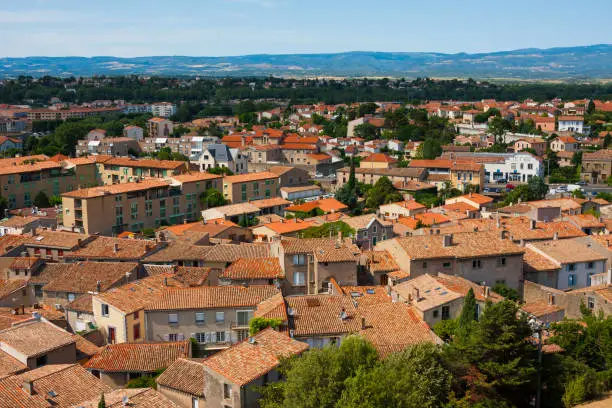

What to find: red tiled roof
left=221, top=258, right=284, bottom=280
left=85, top=341, right=190, bottom=373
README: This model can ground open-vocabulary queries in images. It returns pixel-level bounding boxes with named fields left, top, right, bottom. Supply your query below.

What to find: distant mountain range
left=2, top=44, right=612, bottom=80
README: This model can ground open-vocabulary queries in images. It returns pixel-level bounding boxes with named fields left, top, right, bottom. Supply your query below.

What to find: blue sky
left=2, top=0, right=611, bottom=57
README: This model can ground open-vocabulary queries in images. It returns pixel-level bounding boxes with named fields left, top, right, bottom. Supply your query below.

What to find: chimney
left=203, top=218, right=207, bottom=225
left=500, top=230, right=509, bottom=240
left=413, top=288, right=420, bottom=301
left=113, top=243, right=119, bottom=253
left=96, top=280, right=101, bottom=293
left=553, top=232, right=559, bottom=240
left=484, top=286, right=490, bottom=298
left=469, top=192, right=473, bottom=198
left=77, top=239, right=82, bottom=248
left=443, top=234, right=453, bottom=247
left=548, top=293, right=555, bottom=305
left=164, top=277, right=168, bottom=287
left=22, top=380, right=34, bottom=395
left=361, top=317, right=366, bottom=330
left=496, top=216, right=501, bottom=229
left=530, top=219, right=536, bottom=230
left=519, top=239, right=525, bottom=247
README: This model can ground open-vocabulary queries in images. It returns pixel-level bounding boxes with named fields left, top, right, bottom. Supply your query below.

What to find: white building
left=558, top=115, right=587, bottom=134
left=151, top=102, right=177, bottom=118
left=123, top=125, right=144, bottom=141
left=196, top=143, right=248, bottom=174
left=445, top=152, right=543, bottom=183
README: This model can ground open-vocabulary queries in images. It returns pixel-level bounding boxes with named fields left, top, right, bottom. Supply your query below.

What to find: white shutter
left=163, top=334, right=170, bottom=341
left=225, top=331, right=231, bottom=343
left=177, top=333, right=185, bottom=341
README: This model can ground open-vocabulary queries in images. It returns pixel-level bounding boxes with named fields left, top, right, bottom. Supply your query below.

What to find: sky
left=1, top=0, right=612, bottom=57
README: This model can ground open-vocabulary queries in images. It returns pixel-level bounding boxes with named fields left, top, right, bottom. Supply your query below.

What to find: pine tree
left=98, top=393, right=105, bottom=408
left=458, top=288, right=477, bottom=330
left=347, top=157, right=356, bottom=191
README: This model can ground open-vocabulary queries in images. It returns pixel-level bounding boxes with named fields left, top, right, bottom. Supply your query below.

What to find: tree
left=200, top=188, right=227, bottom=209
left=49, top=195, right=62, bottom=206
left=421, top=138, right=443, bottom=160
left=98, top=393, right=105, bottom=408
left=261, top=336, right=378, bottom=408
left=492, top=283, right=520, bottom=302
left=33, top=191, right=50, bottom=208
left=249, top=317, right=283, bottom=335
left=0, top=195, right=7, bottom=218
left=527, top=176, right=548, bottom=200
left=488, top=117, right=512, bottom=144
left=571, top=151, right=583, bottom=167
left=604, top=133, right=612, bottom=149
left=337, top=343, right=452, bottom=408
left=445, top=300, right=537, bottom=406
left=364, top=176, right=402, bottom=209
left=587, top=100, right=596, bottom=115
left=336, top=159, right=359, bottom=211
left=458, top=288, right=477, bottom=331
left=208, top=166, right=234, bottom=176
left=353, top=123, right=380, bottom=140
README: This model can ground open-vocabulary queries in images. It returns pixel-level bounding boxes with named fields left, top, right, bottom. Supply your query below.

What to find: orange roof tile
left=362, top=153, right=398, bottom=163
left=223, top=171, right=279, bottom=184
left=221, top=258, right=284, bottom=280
left=85, top=341, right=190, bottom=373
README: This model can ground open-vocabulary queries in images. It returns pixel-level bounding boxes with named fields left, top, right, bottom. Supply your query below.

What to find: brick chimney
left=22, top=380, right=34, bottom=395
left=113, top=243, right=119, bottom=253
left=361, top=317, right=366, bottom=330
left=530, top=219, right=536, bottom=230
left=548, top=293, right=555, bottom=305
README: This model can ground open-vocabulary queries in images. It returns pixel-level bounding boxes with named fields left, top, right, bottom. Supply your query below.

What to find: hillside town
left=0, top=83, right=611, bottom=407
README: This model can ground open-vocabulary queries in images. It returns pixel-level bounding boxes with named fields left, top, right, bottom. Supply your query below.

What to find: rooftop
left=220, top=258, right=284, bottom=280
left=65, top=237, right=158, bottom=260
left=156, top=358, right=206, bottom=397
left=223, top=171, right=279, bottom=184
left=42, top=262, right=138, bottom=294
left=527, top=238, right=608, bottom=264
left=71, top=387, right=179, bottom=408
left=0, top=320, right=75, bottom=358
left=281, top=237, right=360, bottom=262
left=62, top=179, right=170, bottom=199
left=84, top=341, right=190, bottom=373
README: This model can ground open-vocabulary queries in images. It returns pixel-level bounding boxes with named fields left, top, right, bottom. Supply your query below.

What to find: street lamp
left=529, top=317, right=543, bottom=408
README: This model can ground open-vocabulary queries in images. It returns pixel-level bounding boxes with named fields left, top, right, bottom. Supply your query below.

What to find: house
left=359, top=153, right=398, bottom=169
left=218, top=258, right=284, bottom=286
left=0, top=216, right=43, bottom=236
left=84, top=341, right=191, bottom=388
left=390, top=273, right=503, bottom=327
left=565, top=214, right=605, bottom=235
left=222, top=172, right=280, bottom=204
left=76, top=137, right=141, bottom=157
left=197, top=328, right=308, bottom=408
left=38, top=261, right=138, bottom=309
left=201, top=203, right=261, bottom=225
left=550, top=136, right=578, bottom=152
left=86, top=129, right=107, bottom=141
left=342, top=214, right=394, bottom=249
left=360, top=250, right=401, bottom=285
left=444, top=192, right=493, bottom=210
left=22, top=230, right=96, bottom=261
left=157, top=358, right=207, bottom=408
left=123, top=125, right=144, bottom=141
left=144, top=285, right=280, bottom=350
left=581, top=149, right=612, bottom=184
left=267, top=166, right=311, bottom=187
left=0, top=319, right=77, bottom=369
left=148, top=117, right=174, bottom=137
left=557, top=115, right=587, bottom=134
left=280, top=185, right=322, bottom=201
left=375, top=231, right=524, bottom=290
left=379, top=200, right=427, bottom=220
left=336, top=167, right=426, bottom=189
left=409, top=159, right=485, bottom=191
left=284, top=198, right=348, bottom=216
left=75, top=388, right=180, bottom=408
left=64, top=236, right=161, bottom=262
left=0, top=364, right=111, bottom=407
left=249, top=197, right=292, bottom=216
left=64, top=294, right=96, bottom=333
left=513, top=138, right=546, bottom=156
left=272, top=237, right=360, bottom=295
left=252, top=219, right=314, bottom=241
left=524, top=238, right=607, bottom=290
left=197, top=143, right=248, bottom=174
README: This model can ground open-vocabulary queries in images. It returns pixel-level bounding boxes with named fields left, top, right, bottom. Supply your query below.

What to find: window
left=216, top=331, right=226, bottom=342
left=195, top=312, right=205, bottom=324
left=223, top=383, right=232, bottom=399
left=472, top=259, right=482, bottom=269
left=442, top=262, right=451, bottom=268
left=433, top=310, right=439, bottom=318
left=130, top=203, right=138, bottom=219
left=497, top=257, right=507, bottom=267
left=293, top=271, right=305, bottom=286
left=168, top=313, right=179, bottom=324
left=35, top=355, right=48, bottom=367
left=568, top=263, right=576, bottom=272
left=168, top=333, right=179, bottom=342
left=293, top=254, right=306, bottom=265
left=215, top=312, right=225, bottom=323
left=192, top=397, right=199, bottom=408
left=422, top=261, right=428, bottom=269
left=441, top=306, right=451, bottom=320
left=587, top=262, right=594, bottom=269
left=236, top=310, right=252, bottom=327
left=568, top=274, right=577, bottom=287
left=195, top=332, right=207, bottom=343
left=101, top=304, right=109, bottom=317
left=133, top=310, right=139, bottom=319
left=67, top=293, right=75, bottom=302
left=133, top=323, right=140, bottom=340
left=588, top=297, right=595, bottom=309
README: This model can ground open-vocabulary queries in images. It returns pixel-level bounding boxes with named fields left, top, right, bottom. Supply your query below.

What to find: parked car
left=576, top=180, right=587, bottom=186
left=506, top=183, right=515, bottom=190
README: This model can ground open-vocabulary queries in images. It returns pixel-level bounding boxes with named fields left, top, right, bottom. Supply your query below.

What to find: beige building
left=359, top=153, right=398, bottom=169
left=550, top=136, right=578, bottom=153
left=62, top=172, right=222, bottom=235
left=581, top=149, right=612, bottom=184
left=147, top=117, right=174, bottom=138
left=336, top=167, right=426, bottom=189
left=96, top=157, right=188, bottom=185
left=222, top=171, right=280, bottom=203
left=375, top=231, right=525, bottom=290
left=144, top=285, right=280, bottom=350
left=76, top=137, right=140, bottom=157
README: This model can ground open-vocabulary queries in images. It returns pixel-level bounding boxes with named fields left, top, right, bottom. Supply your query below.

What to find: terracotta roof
left=95, top=274, right=186, bottom=314
left=156, top=358, right=206, bottom=397
left=142, top=265, right=211, bottom=287
left=281, top=237, right=360, bottom=260
left=170, top=172, right=222, bottom=183
left=523, top=248, right=560, bottom=272
left=143, top=242, right=213, bottom=263
left=0, top=350, right=27, bottom=378
left=103, top=157, right=187, bottom=170
left=249, top=197, right=291, bottom=209
left=558, top=116, right=584, bottom=122
left=0, top=364, right=110, bottom=408
left=0, top=279, right=28, bottom=301
left=391, top=231, right=524, bottom=260
left=23, top=230, right=92, bottom=249
left=146, top=285, right=280, bottom=311
left=527, top=238, right=607, bottom=264
left=0, top=160, right=62, bottom=176
left=0, top=216, right=40, bottom=228
left=362, top=153, right=397, bottom=163
left=85, top=341, right=190, bottom=373
left=307, top=153, right=332, bottom=161
left=363, top=250, right=400, bottom=273
left=65, top=294, right=94, bottom=313
left=393, top=274, right=463, bottom=311
left=343, top=214, right=391, bottom=230
left=287, top=295, right=362, bottom=336
left=358, top=303, right=441, bottom=357
left=203, top=328, right=308, bottom=386
left=65, top=237, right=158, bottom=260
left=42, top=262, right=138, bottom=294
left=224, top=171, right=278, bottom=184
left=435, top=273, right=504, bottom=303
left=521, top=302, right=564, bottom=318
left=254, top=292, right=288, bottom=321
left=285, top=198, right=348, bottom=214
left=443, top=202, right=478, bottom=212
left=203, top=243, right=270, bottom=263
left=74, top=388, right=180, bottom=408
left=409, top=159, right=452, bottom=169
left=339, top=286, right=391, bottom=306
left=566, top=214, right=605, bottom=229
left=257, top=218, right=314, bottom=234
left=0, top=235, right=28, bottom=255
left=221, top=258, right=284, bottom=280
left=382, top=200, right=425, bottom=211
left=0, top=320, right=75, bottom=358
left=267, top=166, right=298, bottom=176
left=72, top=334, right=103, bottom=359
left=454, top=193, right=493, bottom=205
left=62, top=179, right=170, bottom=199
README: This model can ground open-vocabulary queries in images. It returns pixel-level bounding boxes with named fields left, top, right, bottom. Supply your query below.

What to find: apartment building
left=147, top=117, right=174, bottom=138
left=558, top=115, right=587, bottom=133
left=222, top=171, right=280, bottom=203
left=336, top=167, right=426, bottom=189
left=62, top=172, right=222, bottom=235
left=342, top=214, right=394, bottom=249
left=123, top=125, right=144, bottom=141
left=581, top=149, right=612, bottom=184
left=196, top=143, right=248, bottom=174
left=96, top=157, right=188, bottom=185
left=26, top=107, right=121, bottom=121
left=75, top=137, right=140, bottom=157
left=144, top=285, right=280, bottom=349
left=550, top=136, right=579, bottom=152
left=0, top=156, right=99, bottom=210
left=151, top=102, right=177, bottom=118
left=375, top=231, right=525, bottom=290
left=441, top=152, right=543, bottom=184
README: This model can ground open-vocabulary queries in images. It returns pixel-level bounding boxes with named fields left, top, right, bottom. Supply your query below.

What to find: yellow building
left=222, top=171, right=280, bottom=203
left=359, top=153, right=398, bottom=169
left=62, top=172, right=222, bottom=235
left=95, top=157, right=188, bottom=185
